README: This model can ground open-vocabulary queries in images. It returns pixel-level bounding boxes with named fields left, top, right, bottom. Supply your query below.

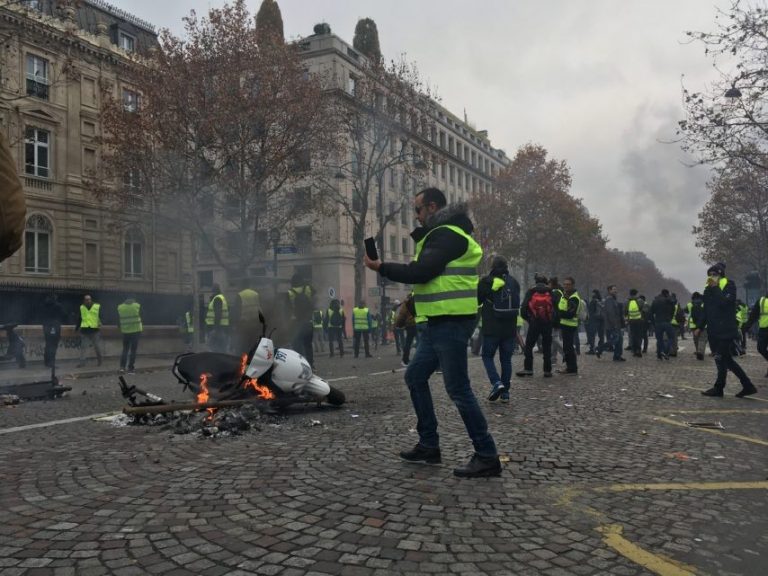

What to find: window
left=25, top=214, right=52, bottom=273
left=439, top=131, right=445, bottom=149
left=400, top=205, right=408, bottom=226
left=22, top=0, right=41, bottom=9
left=26, top=54, right=49, bottom=99
left=83, top=148, right=96, bottom=173
left=295, top=226, right=312, bottom=254
left=448, top=136, right=454, bottom=156
left=348, top=74, right=357, bottom=95
left=84, top=218, right=98, bottom=230
left=458, top=170, right=463, bottom=189
left=84, top=242, right=98, bottom=275
left=122, top=88, right=139, bottom=112
left=402, top=237, right=409, bottom=256
left=440, top=162, right=446, bottom=179
left=124, top=229, right=143, bottom=278
left=118, top=31, right=136, bottom=52
left=198, top=270, right=214, bottom=289
left=25, top=128, right=50, bottom=178
left=294, top=187, right=311, bottom=212
left=389, top=235, right=397, bottom=255
left=123, top=171, right=141, bottom=206
left=449, top=164, right=455, bottom=184
left=431, top=156, right=437, bottom=176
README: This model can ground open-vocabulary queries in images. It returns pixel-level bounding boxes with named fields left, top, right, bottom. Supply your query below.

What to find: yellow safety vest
left=353, top=307, right=369, bottom=331
left=759, top=297, right=768, bottom=329
left=80, top=303, right=101, bottom=329
left=205, top=294, right=229, bottom=326
left=238, top=289, right=260, bottom=324
left=736, top=304, right=748, bottom=327
left=671, top=304, right=679, bottom=326
left=558, top=291, right=580, bottom=328
left=313, top=310, right=324, bottom=328
left=117, top=301, right=143, bottom=334
left=627, top=299, right=642, bottom=321
left=687, top=302, right=697, bottom=330
left=183, top=311, right=195, bottom=334
left=412, top=224, right=481, bottom=318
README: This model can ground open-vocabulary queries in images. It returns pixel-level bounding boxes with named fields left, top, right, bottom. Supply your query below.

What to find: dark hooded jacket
left=700, top=278, right=740, bottom=340
left=477, top=260, right=518, bottom=338
left=650, top=293, right=676, bottom=324
left=379, top=203, right=477, bottom=323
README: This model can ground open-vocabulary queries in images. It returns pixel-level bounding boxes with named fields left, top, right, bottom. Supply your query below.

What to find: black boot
left=701, top=387, right=724, bottom=397
left=400, top=444, right=441, bottom=465
left=453, top=454, right=502, bottom=478
left=735, top=384, right=758, bottom=398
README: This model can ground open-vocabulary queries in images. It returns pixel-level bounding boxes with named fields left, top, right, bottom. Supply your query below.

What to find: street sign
left=276, top=245, right=298, bottom=255
left=328, top=287, right=336, bottom=299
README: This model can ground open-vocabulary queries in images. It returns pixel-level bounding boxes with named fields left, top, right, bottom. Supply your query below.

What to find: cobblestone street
left=1, top=344, right=766, bottom=576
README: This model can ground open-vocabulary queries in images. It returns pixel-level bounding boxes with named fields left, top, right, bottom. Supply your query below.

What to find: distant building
left=0, top=0, right=191, bottom=324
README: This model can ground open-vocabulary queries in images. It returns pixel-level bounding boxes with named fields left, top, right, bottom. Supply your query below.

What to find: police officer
left=117, top=296, right=143, bottom=374
left=365, top=187, right=500, bottom=478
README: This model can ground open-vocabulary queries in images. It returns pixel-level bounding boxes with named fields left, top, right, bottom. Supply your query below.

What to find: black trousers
left=560, top=325, right=578, bottom=372
left=43, top=331, right=60, bottom=367
left=629, top=321, right=644, bottom=356
left=709, top=336, right=751, bottom=390
left=524, top=321, right=552, bottom=373
left=353, top=330, right=370, bottom=357
left=120, top=333, right=140, bottom=370
left=292, top=322, right=314, bottom=367
left=756, top=328, right=768, bottom=363
left=327, top=327, right=344, bottom=357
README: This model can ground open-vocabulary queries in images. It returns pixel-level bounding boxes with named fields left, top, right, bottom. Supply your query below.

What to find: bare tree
left=88, top=0, right=337, bottom=282
left=318, top=54, right=433, bottom=304
left=679, top=0, right=768, bottom=170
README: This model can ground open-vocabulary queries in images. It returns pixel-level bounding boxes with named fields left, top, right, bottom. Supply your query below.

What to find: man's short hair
left=417, top=187, right=447, bottom=209
left=629, top=288, right=638, bottom=296
left=534, top=273, right=548, bottom=284
left=564, top=276, right=575, bottom=285
left=661, top=289, right=670, bottom=297
left=607, top=284, right=616, bottom=291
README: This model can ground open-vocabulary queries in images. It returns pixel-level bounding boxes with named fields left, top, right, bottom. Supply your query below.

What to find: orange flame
left=240, top=354, right=248, bottom=378
left=243, top=377, right=275, bottom=400
left=197, top=373, right=216, bottom=420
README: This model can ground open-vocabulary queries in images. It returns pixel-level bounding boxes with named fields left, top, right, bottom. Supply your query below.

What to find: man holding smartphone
left=696, top=263, right=757, bottom=398
left=364, top=187, right=500, bottom=478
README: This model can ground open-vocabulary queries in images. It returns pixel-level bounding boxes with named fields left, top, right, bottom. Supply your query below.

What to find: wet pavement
left=1, top=340, right=767, bottom=575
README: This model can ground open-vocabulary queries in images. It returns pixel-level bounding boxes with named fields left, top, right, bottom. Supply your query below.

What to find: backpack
left=578, top=299, right=588, bottom=322
left=490, top=274, right=521, bottom=319
left=329, top=309, right=343, bottom=327
left=528, top=291, right=554, bottom=322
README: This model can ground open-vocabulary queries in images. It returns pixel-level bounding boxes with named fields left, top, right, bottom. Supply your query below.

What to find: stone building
left=0, top=0, right=191, bottom=325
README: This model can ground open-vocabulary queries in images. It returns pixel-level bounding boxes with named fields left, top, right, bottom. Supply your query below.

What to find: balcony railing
left=24, top=176, right=52, bottom=191
left=26, top=78, right=49, bottom=100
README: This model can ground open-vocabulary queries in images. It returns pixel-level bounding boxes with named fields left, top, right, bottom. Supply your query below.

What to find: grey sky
left=118, top=0, right=729, bottom=291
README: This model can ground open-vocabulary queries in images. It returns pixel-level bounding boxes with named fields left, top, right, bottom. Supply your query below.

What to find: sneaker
left=735, top=384, right=758, bottom=398
left=500, top=391, right=510, bottom=403
left=401, top=360, right=409, bottom=367
left=487, top=382, right=507, bottom=402
left=556, top=369, right=578, bottom=375
left=453, top=454, right=502, bottom=478
left=701, top=387, right=724, bottom=397
left=515, top=370, right=533, bottom=377
left=400, top=444, right=441, bottom=465
left=543, top=371, right=553, bottom=378
left=613, top=357, right=626, bottom=362
left=595, top=350, right=602, bottom=359
left=696, top=353, right=704, bottom=361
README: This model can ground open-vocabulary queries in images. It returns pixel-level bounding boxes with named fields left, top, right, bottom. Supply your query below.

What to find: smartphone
left=364, top=237, right=379, bottom=260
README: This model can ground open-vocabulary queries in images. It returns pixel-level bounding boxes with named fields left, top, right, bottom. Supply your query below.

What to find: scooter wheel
left=326, top=385, right=345, bottom=406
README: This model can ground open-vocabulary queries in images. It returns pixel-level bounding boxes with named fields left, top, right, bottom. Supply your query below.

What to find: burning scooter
left=121, top=313, right=345, bottom=417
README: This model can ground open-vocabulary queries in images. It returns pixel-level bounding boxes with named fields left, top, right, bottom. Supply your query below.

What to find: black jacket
left=650, top=294, right=676, bottom=324
left=700, top=278, right=740, bottom=340
left=477, top=265, right=518, bottom=338
left=690, top=297, right=705, bottom=328
left=379, top=203, right=476, bottom=323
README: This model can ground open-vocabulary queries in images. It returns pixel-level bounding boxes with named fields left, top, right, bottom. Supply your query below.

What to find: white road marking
left=0, top=413, right=115, bottom=435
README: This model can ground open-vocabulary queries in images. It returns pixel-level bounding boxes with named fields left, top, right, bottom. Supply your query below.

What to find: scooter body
left=246, top=336, right=331, bottom=399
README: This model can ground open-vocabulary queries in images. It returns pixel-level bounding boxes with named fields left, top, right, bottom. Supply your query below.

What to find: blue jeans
left=481, top=334, right=516, bottom=387
left=607, top=328, right=623, bottom=360
left=404, top=318, right=497, bottom=458
left=655, top=322, right=676, bottom=358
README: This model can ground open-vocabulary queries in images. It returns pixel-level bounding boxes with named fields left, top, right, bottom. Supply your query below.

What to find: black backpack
left=490, top=274, right=521, bottom=319
left=329, top=309, right=343, bottom=327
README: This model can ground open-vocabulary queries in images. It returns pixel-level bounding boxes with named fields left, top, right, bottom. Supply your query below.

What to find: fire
left=197, top=373, right=216, bottom=420
left=240, top=354, right=248, bottom=378
left=243, top=377, right=275, bottom=400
